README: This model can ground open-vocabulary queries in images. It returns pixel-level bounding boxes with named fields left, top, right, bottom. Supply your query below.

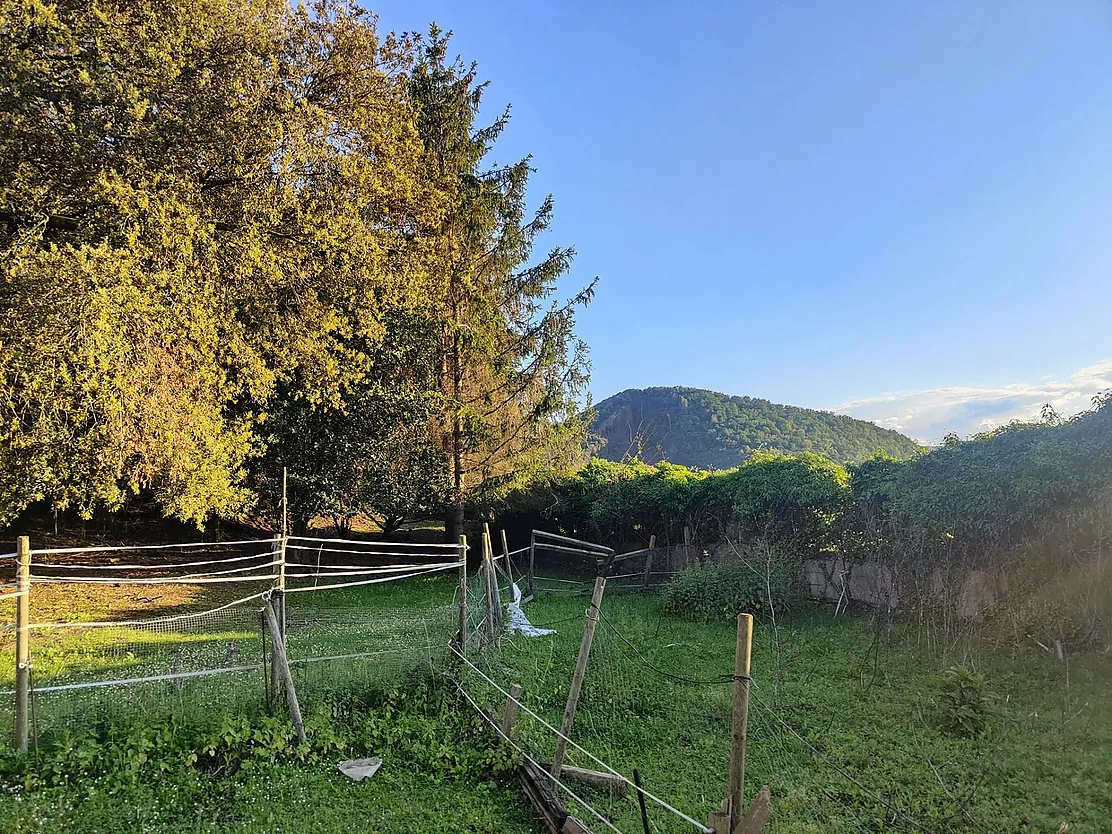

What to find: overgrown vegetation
left=503, top=394, right=1112, bottom=645
left=0, top=686, right=531, bottom=834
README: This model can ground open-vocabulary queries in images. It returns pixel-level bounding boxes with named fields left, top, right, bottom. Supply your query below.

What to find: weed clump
left=936, top=664, right=991, bottom=738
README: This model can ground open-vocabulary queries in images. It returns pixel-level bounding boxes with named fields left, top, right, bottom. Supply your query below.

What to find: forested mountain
left=591, top=387, right=922, bottom=468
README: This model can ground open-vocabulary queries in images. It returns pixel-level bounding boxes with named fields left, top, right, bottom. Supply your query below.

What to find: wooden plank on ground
left=732, top=786, right=771, bottom=834
left=540, top=763, right=627, bottom=794
left=520, top=761, right=568, bottom=834
left=562, top=817, right=595, bottom=834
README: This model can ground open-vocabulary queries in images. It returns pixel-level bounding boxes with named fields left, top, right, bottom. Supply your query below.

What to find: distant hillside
left=591, top=387, right=923, bottom=468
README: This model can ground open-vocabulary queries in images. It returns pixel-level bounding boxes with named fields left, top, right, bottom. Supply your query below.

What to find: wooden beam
left=262, top=597, right=306, bottom=744
left=540, top=763, right=627, bottom=794
left=641, top=535, right=656, bottom=590
left=533, top=530, right=614, bottom=554
left=707, top=799, right=730, bottom=834
left=520, top=761, right=568, bottom=834
left=551, top=575, right=607, bottom=779
left=733, top=785, right=771, bottom=834
left=14, top=536, right=30, bottom=753
left=533, top=541, right=612, bottom=559
left=528, top=530, right=536, bottom=600
left=501, top=683, right=523, bottom=737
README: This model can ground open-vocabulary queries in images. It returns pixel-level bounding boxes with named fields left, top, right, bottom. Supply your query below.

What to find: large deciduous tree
left=0, top=0, right=437, bottom=524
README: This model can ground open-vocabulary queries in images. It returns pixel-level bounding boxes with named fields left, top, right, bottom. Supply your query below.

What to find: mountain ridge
left=590, top=386, right=922, bottom=469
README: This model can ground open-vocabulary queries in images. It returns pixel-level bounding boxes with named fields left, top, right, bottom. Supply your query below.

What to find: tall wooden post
left=481, top=528, right=496, bottom=643
left=456, top=535, right=468, bottom=654
left=14, top=536, right=30, bottom=753
left=641, top=534, right=656, bottom=590
left=272, top=468, right=289, bottom=696
left=551, top=574, right=607, bottom=779
left=527, top=530, right=536, bottom=600
left=728, top=613, right=754, bottom=831
left=499, top=529, right=514, bottom=587
left=488, top=530, right=504, bottom=628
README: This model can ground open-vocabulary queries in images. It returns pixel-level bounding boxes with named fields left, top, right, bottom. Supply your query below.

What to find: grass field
left=0, top=572, right=1109, bottom=834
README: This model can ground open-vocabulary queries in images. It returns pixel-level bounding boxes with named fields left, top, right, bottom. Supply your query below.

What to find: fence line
left=450, top=643, right=714, bottom=834
left=30, top=550, right=280, bottom=571
left=455, top=681, right=627, bottom=834
left=284, top=563, right=461, bottom=593
left=286, top=535, right=461, bottom=548
left=32, top=559, right=282, bottom=584
left=23, top=589, right=273, bottom=630
left=30, top=572, right=281, bottom=586
left=28, top=537, right=278, bottom=556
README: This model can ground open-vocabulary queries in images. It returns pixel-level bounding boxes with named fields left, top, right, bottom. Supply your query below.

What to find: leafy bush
left=0, top=683, right=517, bottom=793
left=936, top=664, right=991, bottom=738
left=662, top=555, right=794, bottom=623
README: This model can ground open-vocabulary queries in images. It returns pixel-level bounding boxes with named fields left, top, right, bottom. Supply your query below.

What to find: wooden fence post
left=728, top=612, right=754, bottom=831
left=527, top=530, right=536, bottom=600
left=14, top=536, right=30, bottom=753
left=551, top=574, right=607, bottom=779
left=641, top=534, right=656, bottom=590
left=499, top=528, right=514, bottom=587
left=262, top=596, right=306, bottom=744
left=481, top=528, right=496, bottom=644
left=457, top=535, right=468, bottom=654
left=501, top=682, right=523, bottom=737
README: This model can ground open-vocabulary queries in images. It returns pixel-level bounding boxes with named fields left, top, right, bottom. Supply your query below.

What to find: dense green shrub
left=936, top=665, right=991, bottom=738
left=662, top=555, right=795, bottom=623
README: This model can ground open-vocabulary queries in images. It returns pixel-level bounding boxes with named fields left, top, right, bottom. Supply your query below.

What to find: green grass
left=1, top=761, right=537, bottom=834
left=1, top=575, right=1110, bottom=834
left=485, top=588, right=1112, bottom=834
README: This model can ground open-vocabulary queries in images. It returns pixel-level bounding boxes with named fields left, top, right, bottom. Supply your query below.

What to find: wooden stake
left=14, top=536, right=30, bottom=753
left=457, top=535, right=468, bottom=654
left=551, top=574, right=606, bottom=779
left=262, top=596, right=306, bottom=744
left=501, top=682, right=523, bottom=737
left=499, top=529, right=514, bottom=586
left=528, top=530, right=536, bottom=599
left=482, top=528, right=496, bottom=644
left=641, top=534, right=656, bottom=590
left=728, top=612, right=754, bottom=832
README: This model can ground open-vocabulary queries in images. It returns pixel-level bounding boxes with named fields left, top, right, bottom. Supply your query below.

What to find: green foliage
left=502, top=452, right=848, bottom=557
left=936, top=664, right=991, bottom=738
left=591, top=386, right=923, bottom=469
left=0, top=4, right=593, bottom=532
left=662, top=556, right=794, bottom=622
left=405, top=28, right=594, bottom=538
left=0, top=683, right=516, bottom=793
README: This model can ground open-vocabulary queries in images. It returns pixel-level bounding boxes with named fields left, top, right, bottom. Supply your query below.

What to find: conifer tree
left=409, top=28, right=594, bottom=540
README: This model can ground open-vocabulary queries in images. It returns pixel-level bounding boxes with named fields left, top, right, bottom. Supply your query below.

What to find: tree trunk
left=445, top=501, right=464, bottom=543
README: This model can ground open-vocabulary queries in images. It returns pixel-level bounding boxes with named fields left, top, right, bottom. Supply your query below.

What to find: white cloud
left=835, top=360, right=1112, bottom=445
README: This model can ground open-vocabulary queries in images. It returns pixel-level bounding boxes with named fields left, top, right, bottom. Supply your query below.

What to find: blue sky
left=372, top=1, right=1112, bottom=442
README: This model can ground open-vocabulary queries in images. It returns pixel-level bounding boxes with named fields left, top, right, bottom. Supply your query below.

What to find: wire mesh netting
left=455, top=538, right=723, bottom=834
left=0, top=535, right=467, bottom=741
